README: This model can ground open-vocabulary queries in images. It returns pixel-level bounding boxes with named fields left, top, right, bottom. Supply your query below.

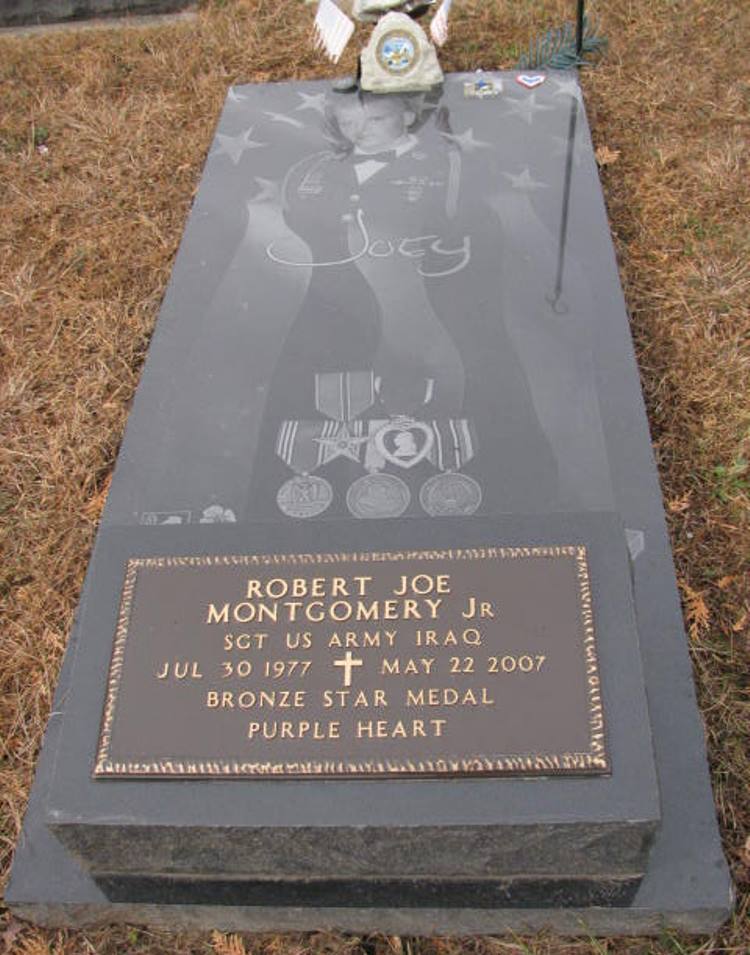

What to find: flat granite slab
left=6, top=514, right=731, bottom=931
left=36, top=515, right=658, bottom=893
left=6, top=71, right=733, bottom=933
left=0, top=0, right=192, bottom=28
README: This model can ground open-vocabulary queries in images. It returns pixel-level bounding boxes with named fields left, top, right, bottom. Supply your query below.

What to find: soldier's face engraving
left=394, top=431, right=418, bottom=456
left=334, top=97, right=417, bottom=155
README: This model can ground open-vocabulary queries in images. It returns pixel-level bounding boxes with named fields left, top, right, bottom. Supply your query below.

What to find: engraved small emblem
left=139, top=510, right=191, bottom=525
left=313, top=422, right=370, bottom=464
left=373, top=418, right=434, bottom=469
left=199, top=505, right=237, bottom=523
left=377, top=30, right=419, bottom=74
left=346, top=473, right=411, bottom=518
left=277, top=474, right=333, bottom=518
left=419, top=472, right=482, bottom=516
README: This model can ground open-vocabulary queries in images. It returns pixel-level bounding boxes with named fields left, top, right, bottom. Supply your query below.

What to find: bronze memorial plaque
left=95, top=547, right=608, bottom=778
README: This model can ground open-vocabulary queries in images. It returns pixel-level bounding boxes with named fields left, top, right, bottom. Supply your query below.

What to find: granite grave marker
left=7, top=72, right=732, bottom=934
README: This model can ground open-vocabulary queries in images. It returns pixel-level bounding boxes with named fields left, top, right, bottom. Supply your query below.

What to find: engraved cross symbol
left=333, top=650, right=363, bottom=687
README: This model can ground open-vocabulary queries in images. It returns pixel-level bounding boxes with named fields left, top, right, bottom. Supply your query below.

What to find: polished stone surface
left=101, top=72, right=620, bottom=528
left=7, top=72, right=733, bottom=932
left=40, top=514, right=657, bottom=885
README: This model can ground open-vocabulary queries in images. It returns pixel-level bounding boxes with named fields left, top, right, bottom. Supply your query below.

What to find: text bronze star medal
left=94, top=546, right=608, bottom=779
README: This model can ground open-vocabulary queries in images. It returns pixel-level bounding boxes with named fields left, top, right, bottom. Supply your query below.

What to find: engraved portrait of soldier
left=236, top=89, right=559, bottom=520
left=112, top=80, right=620, bottom=528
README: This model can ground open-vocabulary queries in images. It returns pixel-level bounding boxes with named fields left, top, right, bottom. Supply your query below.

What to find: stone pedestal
left=360, top=13, right=443, bottom=92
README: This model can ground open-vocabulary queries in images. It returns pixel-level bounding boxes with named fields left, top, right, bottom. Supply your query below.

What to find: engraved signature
left=266, top=208, right=471, bottom=277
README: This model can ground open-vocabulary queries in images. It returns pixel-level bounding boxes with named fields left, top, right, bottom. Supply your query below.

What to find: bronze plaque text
left=95, top=547, right=608, bottom=778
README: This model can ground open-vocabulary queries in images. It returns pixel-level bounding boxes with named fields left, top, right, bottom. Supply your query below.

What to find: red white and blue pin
left=515, top=73, right=546, bottom=90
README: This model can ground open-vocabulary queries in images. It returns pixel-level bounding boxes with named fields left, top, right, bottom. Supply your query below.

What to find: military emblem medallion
left=419, top=471, right=482, bottom=516
left=346, top=473, right=411, bottom=518
left=377, top=30, right=420, bottom=74
left=277, top=475, right=333, bottom=518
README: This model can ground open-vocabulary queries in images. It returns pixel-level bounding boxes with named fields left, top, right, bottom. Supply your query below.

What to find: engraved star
left=504, top=93, right=554, bottom=126
left=503, top=167, right=549, bottom=191
left=214, top=127, right=268, bottom=165
left=314, top=424, right=371, bottom=464
left=263, top=110, right=305, bottom=129
left=439, top=127, right=492, bottom=153
left=295, top=91, right=327, bottom=114
left=248, top=176, right=281, bottom=204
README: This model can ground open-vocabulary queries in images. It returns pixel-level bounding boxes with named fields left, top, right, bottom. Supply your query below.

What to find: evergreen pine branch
left=517, top=16, right=607, bottom=70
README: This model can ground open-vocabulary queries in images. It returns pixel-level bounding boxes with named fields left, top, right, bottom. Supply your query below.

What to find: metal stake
left=576, top=0, right=585, bottom=60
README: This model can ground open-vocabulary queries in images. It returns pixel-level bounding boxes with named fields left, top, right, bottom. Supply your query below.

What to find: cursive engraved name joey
left=266, top=208, right=471, bottom=277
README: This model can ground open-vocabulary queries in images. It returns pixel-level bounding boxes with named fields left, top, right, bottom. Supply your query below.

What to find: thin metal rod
left=548, top=92, right=579, bottom=314
left=576, top=0, right=585, bottom=59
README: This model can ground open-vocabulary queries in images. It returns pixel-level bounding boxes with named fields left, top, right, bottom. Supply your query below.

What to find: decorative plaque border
left=95, top=546, right=608, bottom=778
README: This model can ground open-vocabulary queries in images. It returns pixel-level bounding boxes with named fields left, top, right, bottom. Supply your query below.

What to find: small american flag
left=313, top=0, right=355, bottom=64
left=430, top=0, right=453, bottom=47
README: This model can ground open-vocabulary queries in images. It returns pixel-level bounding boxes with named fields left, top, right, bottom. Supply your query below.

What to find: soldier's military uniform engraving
left=107, top=77, right=618, bottom=527
left=242, top=91, right=559, bottom=520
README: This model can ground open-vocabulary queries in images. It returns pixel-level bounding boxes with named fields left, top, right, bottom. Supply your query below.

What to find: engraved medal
left=314, top=420, right=370, bottom=465
left=427, top=418, right=477, bottom=471
left=421, top=418, right=481, bottom=515
left=347, top=473, right=411, bottom=518
left=276, top=419, right=333, bottom=474
left=277, top=474, right=334, bottom=518
left=275, top=420, right=336, bottom=517
left=419, top=471, right=482, bottom=516
left=315, top=370, right=376, bottom=421
left=373, top=417, right=434, bottom=469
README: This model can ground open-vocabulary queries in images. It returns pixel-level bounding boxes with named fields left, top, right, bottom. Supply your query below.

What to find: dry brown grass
left=0, top=0, right=748, bottom=951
